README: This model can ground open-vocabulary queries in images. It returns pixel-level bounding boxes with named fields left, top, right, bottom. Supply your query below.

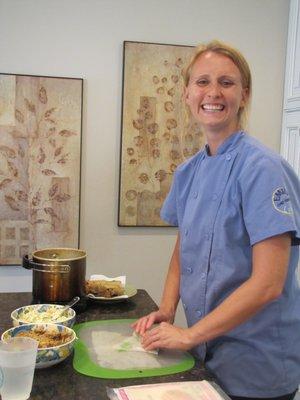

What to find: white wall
left=0, top=0, right=290, bottom=323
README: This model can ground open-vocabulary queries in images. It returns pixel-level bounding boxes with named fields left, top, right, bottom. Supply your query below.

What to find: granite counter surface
left=0, top=291, right=215, bottom=400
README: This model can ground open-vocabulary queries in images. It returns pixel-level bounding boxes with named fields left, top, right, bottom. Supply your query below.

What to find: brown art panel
left=118, top=41, right=204, bottom=226
left=0, top=73, right=83, bottom=264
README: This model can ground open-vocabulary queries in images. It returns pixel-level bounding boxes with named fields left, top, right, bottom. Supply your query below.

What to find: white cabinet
left=281, top=0, right=300, bottom=286
left=281, top=0, right=300, bottom=176
left=283, top=0, right=300, bottom=109
left=281, top=113, right=300, bottom=176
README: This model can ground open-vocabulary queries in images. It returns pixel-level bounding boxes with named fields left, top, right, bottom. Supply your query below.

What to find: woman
left=133, top=40, right=300, bottom=400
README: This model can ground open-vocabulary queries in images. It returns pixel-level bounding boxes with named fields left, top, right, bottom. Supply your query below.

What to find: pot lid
left=32, top=248, right=86, bottom=261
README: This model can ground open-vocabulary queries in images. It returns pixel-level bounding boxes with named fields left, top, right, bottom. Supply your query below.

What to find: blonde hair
left=183, top=40, right=252, bottom=129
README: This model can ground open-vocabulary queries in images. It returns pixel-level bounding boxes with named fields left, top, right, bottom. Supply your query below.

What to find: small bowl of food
left=1, top=323, right=76, bottom=369
left=11, top=304, right=76, bottom=328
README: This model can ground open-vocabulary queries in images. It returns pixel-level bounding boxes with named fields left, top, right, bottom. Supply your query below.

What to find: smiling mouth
left=201, top=104, right=225, bottom=112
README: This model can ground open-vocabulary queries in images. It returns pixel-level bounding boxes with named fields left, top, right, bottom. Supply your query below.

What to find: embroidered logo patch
left=272, top=187, right=293, bottom=215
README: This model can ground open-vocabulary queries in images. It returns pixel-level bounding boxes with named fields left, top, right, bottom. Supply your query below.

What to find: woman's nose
left=207, top=83, right=221, bottom=98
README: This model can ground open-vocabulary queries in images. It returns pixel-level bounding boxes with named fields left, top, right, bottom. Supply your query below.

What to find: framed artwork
left=118, top=41, right=204, bottom=227
left=0, top=73, right=83, bottom=265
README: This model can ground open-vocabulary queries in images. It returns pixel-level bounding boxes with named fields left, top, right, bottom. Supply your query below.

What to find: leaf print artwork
left=0, top=145, right=16, bottom=158
left=54, top=193, right=71, bottom=202
left=10, top=129, right=26, bottom=139
left=15, top=109, right=25, bottom=123
left=34, top=218, right=49, bottom=224
left=119, top=42, right=203, bottom=226
left=0, top=73, right=82, bottom=264
left=41, top=169, right=57, bottom=176
left=31, top=191, right=41, bottom=207
left=54, top=146, right=63, bottom=157
left=37, top=147, right=46, bottom=164
left=7, top=161, right=18, bottom=177
left=59, top=130, right=77, bottom=137
left=46, top=127, right=56, bottom=137
left=45, top=117, right=55, bottom=124
left=24, top=97, right=36, bottom=113
left=57, top=155, right=68, bottom=164
left=5, top=195, right=20, bottom=211
left=44, top=207, right=58, bottom=219
left=0, top=178, right=12, bottom=189
left=48, top=138, right=56, bottom=147
left=39, top=86, right=48, bottom=104
left=48, top=183, right=59, bottom=198
left=44, top=108, right=56, bottom=119
left=15, top=190, right=28, bottom=202
left=17, top=144, right=25, bottom=158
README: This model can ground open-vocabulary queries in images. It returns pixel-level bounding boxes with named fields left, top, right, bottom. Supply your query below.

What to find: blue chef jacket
left=160, top=131, right=300, bottom=398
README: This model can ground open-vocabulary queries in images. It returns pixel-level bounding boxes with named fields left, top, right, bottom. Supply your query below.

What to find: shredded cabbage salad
left=18, top=306, right=69, bottom=323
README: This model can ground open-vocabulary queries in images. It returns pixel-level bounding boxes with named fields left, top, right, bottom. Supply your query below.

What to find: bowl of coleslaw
left=11, top=304, right=76, bottom=328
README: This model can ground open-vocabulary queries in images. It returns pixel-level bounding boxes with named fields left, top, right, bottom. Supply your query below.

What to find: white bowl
left=1, top=323, right=76, bottom=369
left=11, top=304, right=76, bottom=328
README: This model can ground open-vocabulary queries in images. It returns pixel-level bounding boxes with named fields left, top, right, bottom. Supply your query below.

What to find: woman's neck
left=206, top=134, right=230, bottom=155
left=204, top=125, right=240, bottom=156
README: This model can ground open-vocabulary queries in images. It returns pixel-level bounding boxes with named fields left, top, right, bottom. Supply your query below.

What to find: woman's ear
left=183, top=86, right=190, bottom=105
left=240, top=87, right=249, bottom=108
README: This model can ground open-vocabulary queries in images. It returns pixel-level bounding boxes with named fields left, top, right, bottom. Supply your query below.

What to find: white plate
left=87, top=284, right=137, bottom=303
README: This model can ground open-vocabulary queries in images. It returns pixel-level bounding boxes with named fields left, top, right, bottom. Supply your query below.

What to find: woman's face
left=184, top=51, right=248, bottom=136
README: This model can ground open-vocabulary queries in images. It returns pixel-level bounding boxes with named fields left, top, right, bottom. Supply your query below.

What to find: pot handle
left=22, top=255, right=71, bottom=274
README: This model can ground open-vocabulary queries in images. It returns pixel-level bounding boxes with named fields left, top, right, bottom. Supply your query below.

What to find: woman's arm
left=159, top=232, right=181, bottom=318
left=132, top=233, right=181, bottom=335
left=142, top=233, right=291, bottom=350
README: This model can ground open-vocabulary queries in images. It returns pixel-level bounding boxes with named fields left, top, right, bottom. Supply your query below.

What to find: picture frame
left=118, top=41, right=204, bottom=227
left=0, top=73, right=83, bottom=265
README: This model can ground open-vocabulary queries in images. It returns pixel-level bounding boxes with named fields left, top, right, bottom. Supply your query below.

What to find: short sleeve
left=160, top=172, right=178, bottom=226
left=239, top=157, right=300, bottom=246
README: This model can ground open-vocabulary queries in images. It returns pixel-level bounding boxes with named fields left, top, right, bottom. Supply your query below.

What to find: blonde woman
left=133, top=41, right=300, bottom=400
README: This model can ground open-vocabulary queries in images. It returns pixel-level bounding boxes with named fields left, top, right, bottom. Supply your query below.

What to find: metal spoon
left=52, top=296, right=80, bottom=320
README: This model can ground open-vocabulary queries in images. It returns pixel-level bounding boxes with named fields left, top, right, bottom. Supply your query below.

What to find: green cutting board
left=73, top=319, right=195, bottom=379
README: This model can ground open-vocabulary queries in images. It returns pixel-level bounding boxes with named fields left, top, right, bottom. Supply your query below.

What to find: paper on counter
left=108, top=380, right=227, bottom=400
left=90, top=274, right=126, bottom=286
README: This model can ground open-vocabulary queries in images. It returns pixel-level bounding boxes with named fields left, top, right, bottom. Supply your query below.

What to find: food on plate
left=15, top=326, right=73, bottom=348
left=86, top=279, right=125, bottom=298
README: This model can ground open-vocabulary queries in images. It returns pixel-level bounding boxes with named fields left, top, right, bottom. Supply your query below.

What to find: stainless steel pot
left=23, top=248, right=86, bottom=303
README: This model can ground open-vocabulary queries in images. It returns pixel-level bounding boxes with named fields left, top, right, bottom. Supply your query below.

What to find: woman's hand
left=132, top=309, right=174, bottom=336
left=141, top=322, right=195, bottom=351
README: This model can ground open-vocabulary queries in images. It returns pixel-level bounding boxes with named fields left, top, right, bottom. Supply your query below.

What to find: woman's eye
left=221, top=80, right=233, bottom=87
left=196, top=79, right=208, bottom=86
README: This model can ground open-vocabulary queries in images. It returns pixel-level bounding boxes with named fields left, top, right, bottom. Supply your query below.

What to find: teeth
left=202, top=104, right=224, bottom=111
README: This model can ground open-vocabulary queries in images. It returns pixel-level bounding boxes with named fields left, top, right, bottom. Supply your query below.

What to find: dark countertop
left=0, top=291, right=217, bottom=400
